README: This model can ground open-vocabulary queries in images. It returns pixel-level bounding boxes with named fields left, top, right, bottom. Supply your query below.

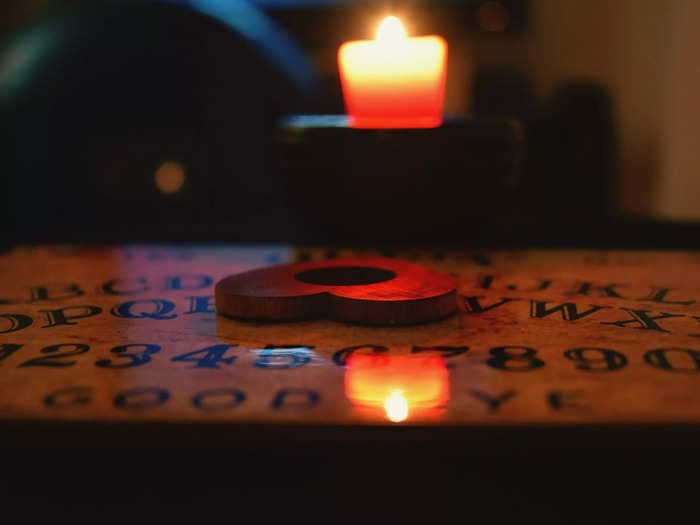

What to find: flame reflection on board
left=344, top=354, right=449, bottom=423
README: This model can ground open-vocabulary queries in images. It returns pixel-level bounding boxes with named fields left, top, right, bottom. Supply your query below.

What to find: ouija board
left=3, top=244, right=700, bottom=445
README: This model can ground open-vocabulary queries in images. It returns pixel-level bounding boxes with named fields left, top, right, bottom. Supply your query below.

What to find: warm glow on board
left=345, top=354, right=449, bottom=422
left=338, top=16, right=448, bottom=129
left=384, top=390, right=409, bottom=422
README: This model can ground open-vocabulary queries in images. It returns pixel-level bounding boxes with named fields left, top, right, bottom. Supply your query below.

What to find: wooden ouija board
left=2, top=245, right=700, bottom=440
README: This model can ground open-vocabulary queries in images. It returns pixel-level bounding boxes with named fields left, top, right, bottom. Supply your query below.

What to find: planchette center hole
left=295, top=266, right=396, bottom=286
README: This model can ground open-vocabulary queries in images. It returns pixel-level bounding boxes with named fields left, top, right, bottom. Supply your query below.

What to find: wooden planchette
left=215, top=256, right=457, bottom=325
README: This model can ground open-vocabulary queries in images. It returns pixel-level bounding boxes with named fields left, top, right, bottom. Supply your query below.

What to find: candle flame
left=384, top=390, right=409, bottom=423
left=376, top=16, right=407, bottom=42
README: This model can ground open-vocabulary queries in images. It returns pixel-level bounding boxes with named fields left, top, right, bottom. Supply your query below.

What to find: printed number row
left=1, top=343, right=700, bottom=373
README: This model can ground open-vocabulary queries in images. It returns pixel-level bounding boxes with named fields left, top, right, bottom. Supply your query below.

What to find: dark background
left=0, top=0, right=663, bottom=247
left=4, top=1, right=697, bottom=249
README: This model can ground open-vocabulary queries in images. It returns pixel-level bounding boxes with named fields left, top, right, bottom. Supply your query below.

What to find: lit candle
left=338, top=16, right=448, bottom=129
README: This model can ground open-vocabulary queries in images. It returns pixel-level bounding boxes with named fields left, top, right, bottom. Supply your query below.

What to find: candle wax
left=338, top=35, right=447, bottom=129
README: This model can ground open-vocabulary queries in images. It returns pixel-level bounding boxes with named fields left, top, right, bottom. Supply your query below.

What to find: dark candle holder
left=275, top=115, right=524, bottom=241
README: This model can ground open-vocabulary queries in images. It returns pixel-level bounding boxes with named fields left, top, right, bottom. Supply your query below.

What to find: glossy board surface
left=2, top=245, right=700, bottom=429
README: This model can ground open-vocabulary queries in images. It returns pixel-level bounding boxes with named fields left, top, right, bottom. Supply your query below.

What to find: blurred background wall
left=527, top=0, right=675, bottom=217
left=525, top=0, right=690, bottom=220
left=2, top=0, right=698, bottom=221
